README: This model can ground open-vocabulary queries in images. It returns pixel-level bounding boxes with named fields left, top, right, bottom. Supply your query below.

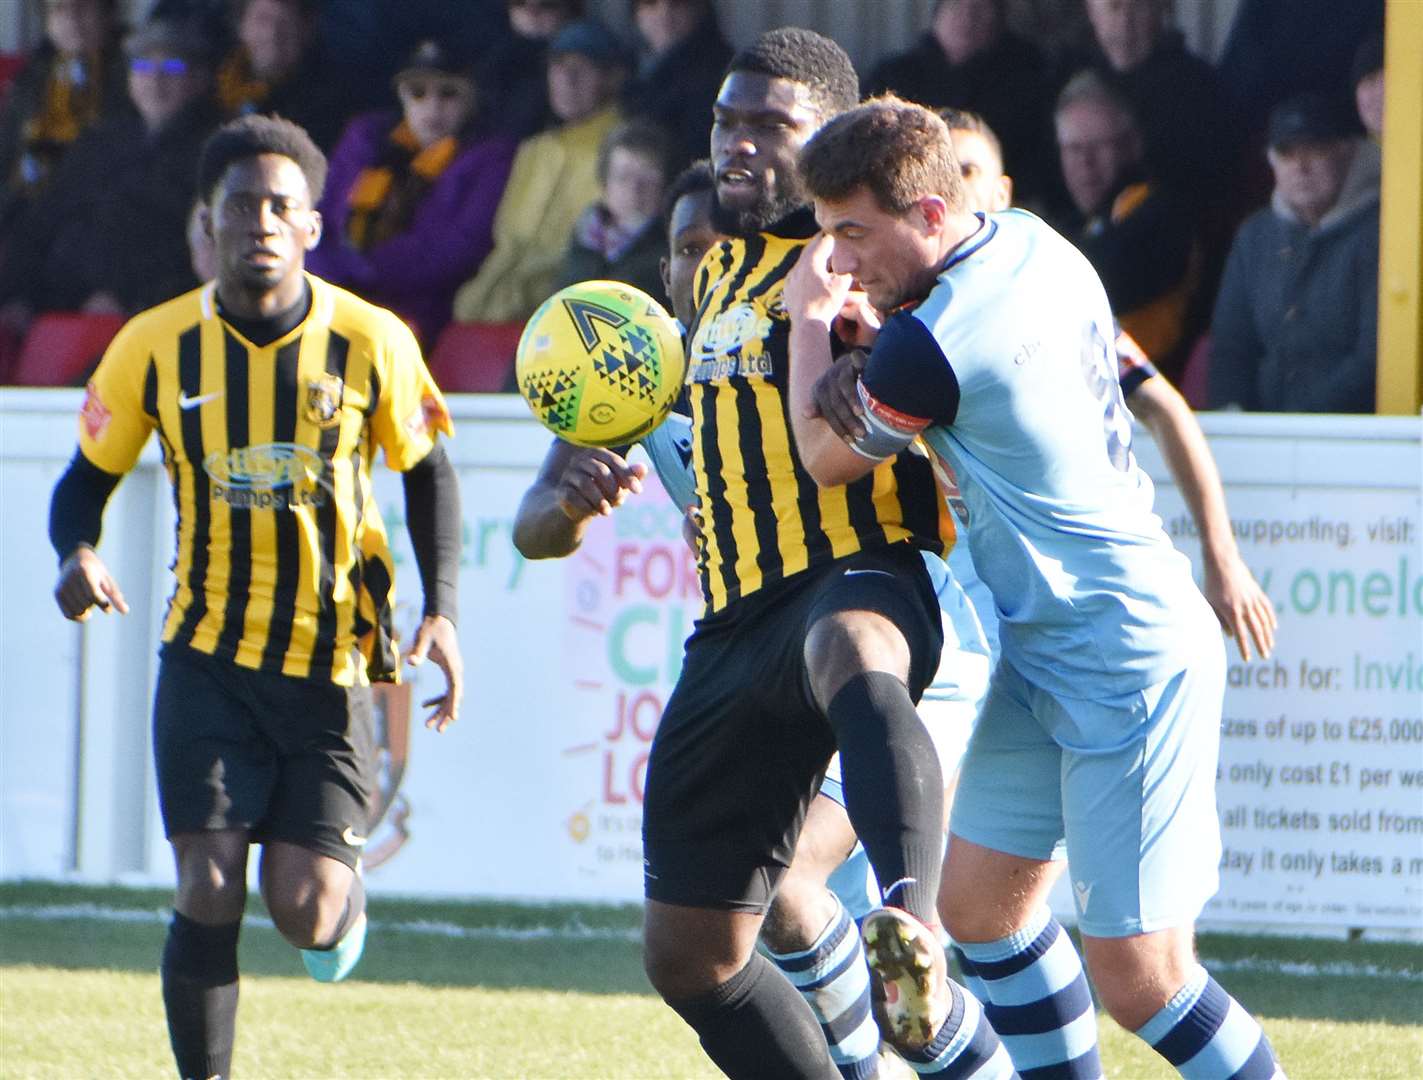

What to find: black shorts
left=152, top=643, right=377, bottom=869
left=641, top=543, right=943, bottom=912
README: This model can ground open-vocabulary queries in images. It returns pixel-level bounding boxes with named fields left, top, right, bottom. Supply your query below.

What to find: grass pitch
left=1, top=882, right=1419, bottom=1079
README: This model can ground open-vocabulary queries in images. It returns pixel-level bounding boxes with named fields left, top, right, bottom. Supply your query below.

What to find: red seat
left=0, top=54, right=26, bottom=97
left=428, top=320, right=525, bottom=393
left=1178, top=333, right=1211, bottom=410
left=10, top=312, right=127, bottom=387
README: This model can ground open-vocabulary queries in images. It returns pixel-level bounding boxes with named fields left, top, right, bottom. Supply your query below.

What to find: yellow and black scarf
left=18, top=52, right=108, bottom=189
left=343, top=121, right=458, bottom=251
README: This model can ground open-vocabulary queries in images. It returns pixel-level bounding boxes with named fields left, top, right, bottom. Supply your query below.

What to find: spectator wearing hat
left=213, top=0, right=353, bottom=151
left=621, top=0, right=730, bottom=174
left=480, top=0, right=583, bottom=140
left=865, top=0, right=1056, bottom=204
left=1053, top=69, right=1200, bottom=377
left=0, top=0, right=129, bottom=230
left=1209, top=93, right=1378, bottom=414
left=453, top=19, right=627, bottom=324
left=554, top=118, right=671, bottom=301
left=0, top=16, right=222, bottom=337
left=307, top=38, right=516, bottom=345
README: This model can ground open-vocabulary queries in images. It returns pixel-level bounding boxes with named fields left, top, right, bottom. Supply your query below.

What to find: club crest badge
left=304, top=373, right=344, bottom=429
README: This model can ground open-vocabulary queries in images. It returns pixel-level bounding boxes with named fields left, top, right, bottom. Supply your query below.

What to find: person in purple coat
left=307, top=37, right=516, bottom=346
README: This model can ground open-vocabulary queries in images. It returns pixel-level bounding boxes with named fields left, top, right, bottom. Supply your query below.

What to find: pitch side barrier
left=1, top=390, right=1418, bottom=937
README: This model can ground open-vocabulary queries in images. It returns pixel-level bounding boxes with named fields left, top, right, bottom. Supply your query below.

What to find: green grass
left=1, top=882, right=1420, bottom=1079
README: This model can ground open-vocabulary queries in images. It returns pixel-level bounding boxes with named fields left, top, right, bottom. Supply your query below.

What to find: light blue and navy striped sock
left=899, top=977, right=1017, bottom=1078
left=951, top=908, right=1102, bottom=1079
left=765, top=896, right=880, bottom=1080
left=1135, top=966, right=1282, bottom=1079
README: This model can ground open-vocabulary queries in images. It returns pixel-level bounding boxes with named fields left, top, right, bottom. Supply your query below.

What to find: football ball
left=515, top=280, right=686, bottom=448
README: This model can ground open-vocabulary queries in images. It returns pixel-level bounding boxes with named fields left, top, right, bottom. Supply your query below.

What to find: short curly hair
left=197, top=114, right=328, bottom=205
left=799, top=95, right=964, bottom=215
left=724, top=27, right=859, bottom=121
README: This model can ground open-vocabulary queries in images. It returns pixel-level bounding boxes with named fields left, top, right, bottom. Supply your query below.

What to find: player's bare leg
left=1083, top=928, right=1284, bottom=1078
left=644, top=900, right=840, bottom=1078
left=260, top=841, right=367, bottom=983
left=939, top=835, right=1099, bottom=1078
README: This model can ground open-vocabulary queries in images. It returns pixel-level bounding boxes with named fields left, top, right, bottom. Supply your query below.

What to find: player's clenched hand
left=556, top=447, right=648, bottom=522
left=405, top=614, right=463, bottom=733
left=1204, top=554, right=1278, bottom=662
left=785, top=232, right=854, bottom=328
left=810, top=348, right=867, bottom=442
left=833, top=290, right=881, bottom=350
left=54, top=545, right=129, bottom=622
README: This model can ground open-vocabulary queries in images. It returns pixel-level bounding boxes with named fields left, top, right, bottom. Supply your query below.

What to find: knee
left=1083, top=930, right=1199, bottom=1032
left=266, top=881, right=349, bottom=949
left=643, top=926, right=746, bottom=1002
left=761, top=872, right=835, bottom=955
left=174, top=850, right=247, bottom=923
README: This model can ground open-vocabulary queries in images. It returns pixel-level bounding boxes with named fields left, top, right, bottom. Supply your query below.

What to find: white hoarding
left=2, top=391, right=1419, bottom=931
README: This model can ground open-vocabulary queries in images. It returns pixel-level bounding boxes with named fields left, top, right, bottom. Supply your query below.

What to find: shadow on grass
left=4, top=882, right=1422, bottom=1022
left=0, top=880, right=652, bottom=996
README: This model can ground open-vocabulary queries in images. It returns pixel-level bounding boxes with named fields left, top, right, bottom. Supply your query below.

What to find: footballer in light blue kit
left=786, top=98, right=1283, bottom=1080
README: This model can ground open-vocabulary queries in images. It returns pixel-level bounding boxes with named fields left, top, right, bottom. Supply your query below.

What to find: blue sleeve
left=849, top=312, right=960, bottom=461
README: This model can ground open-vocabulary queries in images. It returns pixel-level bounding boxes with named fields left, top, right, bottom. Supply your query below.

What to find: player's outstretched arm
left=785, top=235, right=879, bottom=488
left=401, top=443, right=464, bottom=731
left=512, top=438, right=647, bottom=560
left=49, top=452, right=127, bottom=622
left=1129, top=375, right=1277, bottom=660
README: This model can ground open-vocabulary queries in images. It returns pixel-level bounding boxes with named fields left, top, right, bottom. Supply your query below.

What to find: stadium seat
left=10, top=312, right=127, bottom=387
left=1178, top=333, right=1211, bottom=410
left=428, top=320, right=525, bottom=393
left=0, top=53, right=25, bottom=96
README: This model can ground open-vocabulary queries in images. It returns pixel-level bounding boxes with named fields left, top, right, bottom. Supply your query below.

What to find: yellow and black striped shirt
left=78, top=275, right=452, bottom=686
left=686, top=210, right=954, bottom=613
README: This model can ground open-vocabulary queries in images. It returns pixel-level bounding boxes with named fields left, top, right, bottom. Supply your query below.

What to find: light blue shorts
left=949, top=634, right=1226, bottom=938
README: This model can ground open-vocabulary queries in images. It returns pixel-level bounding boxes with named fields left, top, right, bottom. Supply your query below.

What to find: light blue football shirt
left=856, top=209, right=1213, bottom=696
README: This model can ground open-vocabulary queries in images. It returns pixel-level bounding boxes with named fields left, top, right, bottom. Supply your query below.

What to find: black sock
left=311, top=873, right=366, bottom=950
left=667, top=952, right=840, bottom=1080
left=826, top=670, right=944, bottom=922
left=161, top=912, right=240, bottom=1080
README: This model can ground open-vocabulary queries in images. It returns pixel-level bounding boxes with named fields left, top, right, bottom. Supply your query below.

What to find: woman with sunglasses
left=307, top=37, right=517, bottom=348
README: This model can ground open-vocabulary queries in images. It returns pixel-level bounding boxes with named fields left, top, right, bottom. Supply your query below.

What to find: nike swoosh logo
left=843, top=569, right=893, bottom=578
left=178, top=391, right=223, bottom=410
left=341, top=826, right=368, bottom=847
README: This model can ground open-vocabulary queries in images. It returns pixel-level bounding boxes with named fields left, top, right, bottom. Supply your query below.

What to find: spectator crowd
left=0, top=0, right=1389, bottom=410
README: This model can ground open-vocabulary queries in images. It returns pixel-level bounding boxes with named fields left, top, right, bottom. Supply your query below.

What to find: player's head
left=197, top=114, right=327, bottom=298
left=710, top=27, right=859, bottom=237
left=1054, top=69, right=1143, bottom=216
left=939, top=107, right=1012, bottom=213
left=658, top=159, right=721, bottom=326
left=798, top=95, right=970, bottom=313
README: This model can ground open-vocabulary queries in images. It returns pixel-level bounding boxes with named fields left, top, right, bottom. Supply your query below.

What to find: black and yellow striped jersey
left=685, top=209, right=954, bottom=613
left=77, top=274, right=452, bottom=686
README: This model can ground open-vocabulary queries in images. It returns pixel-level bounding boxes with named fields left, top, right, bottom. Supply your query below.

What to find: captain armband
left=849, top=379, right=929, bottom=462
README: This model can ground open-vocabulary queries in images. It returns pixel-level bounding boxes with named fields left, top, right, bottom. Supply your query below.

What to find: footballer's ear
left=659, top=255, right=670, bottom=298
left=916, top=194, right=949, bottom=233
left=198, top=205, right=214, bottom=239
left=304, top=209, right=323, bottom=250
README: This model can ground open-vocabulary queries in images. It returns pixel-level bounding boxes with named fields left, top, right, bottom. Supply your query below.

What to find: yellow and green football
left=515, top=280, right=686, bottom=448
